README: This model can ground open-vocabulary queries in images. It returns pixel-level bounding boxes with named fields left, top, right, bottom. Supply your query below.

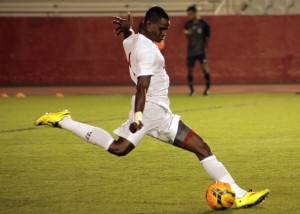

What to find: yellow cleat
left=34, top=110, right=71, bottom=127
left=235, top=189, right=270, bottom=208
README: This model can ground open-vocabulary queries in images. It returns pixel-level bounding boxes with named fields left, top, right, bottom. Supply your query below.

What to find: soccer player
left=34, top=6, right=269, bottom=208
left=184, top=5, right=211, bottom=96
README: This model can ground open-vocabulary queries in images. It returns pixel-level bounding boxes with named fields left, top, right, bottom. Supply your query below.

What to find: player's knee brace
left=173, top=121, right=195, bottom=149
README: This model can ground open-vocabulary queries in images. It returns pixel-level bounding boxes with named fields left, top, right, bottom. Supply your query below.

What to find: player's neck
left=141, top=31, right=153, bottom=42
left=192, top=17, right=199, bottom=23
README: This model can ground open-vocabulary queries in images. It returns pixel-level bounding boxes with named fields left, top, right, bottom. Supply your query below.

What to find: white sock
left=201, top=155, right=247, bottom=198
left=59, top=117, right=114, bottom=150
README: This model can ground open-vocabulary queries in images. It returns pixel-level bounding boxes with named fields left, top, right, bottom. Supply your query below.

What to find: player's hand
left=112, top=12, right=133, bottom=36
left=129, top=121, right=143, bottom=133
left=129, top=111, right=143, bottom=133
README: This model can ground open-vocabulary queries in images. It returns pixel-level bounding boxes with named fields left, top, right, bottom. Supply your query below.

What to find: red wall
left=1, top=15, right=300, bottom=85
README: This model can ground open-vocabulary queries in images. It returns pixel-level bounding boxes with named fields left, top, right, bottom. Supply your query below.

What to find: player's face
left=187, top=11, right=197, bottom=21
left=146, top=18, right=170, bottom=42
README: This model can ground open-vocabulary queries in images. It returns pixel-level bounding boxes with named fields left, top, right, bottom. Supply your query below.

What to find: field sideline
left=0, top=84, right=299, bottom=96
left=0, top=93, right=299, bottom=213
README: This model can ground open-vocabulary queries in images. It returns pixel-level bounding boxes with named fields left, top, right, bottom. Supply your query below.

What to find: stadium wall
left=1, top=16, right=300, bottom=85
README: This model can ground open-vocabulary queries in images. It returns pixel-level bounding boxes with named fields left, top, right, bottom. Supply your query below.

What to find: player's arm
left=183, top=23, right=191, bottom=39
left=203, top=21, right=211, bottom=49
left=129, top=75, right=151, bottom=133
left=113, top=12, right=134, bottom=39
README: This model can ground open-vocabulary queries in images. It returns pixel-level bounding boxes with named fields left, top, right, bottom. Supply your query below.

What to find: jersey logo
left=128, top=52, right=131, bottom=67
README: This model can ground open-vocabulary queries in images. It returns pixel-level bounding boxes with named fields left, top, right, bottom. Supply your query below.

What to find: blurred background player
left=184, top=5, right=211, bottom=96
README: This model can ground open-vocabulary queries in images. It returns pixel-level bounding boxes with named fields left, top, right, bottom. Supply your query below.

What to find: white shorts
left=114, top=101, right=181, bottom=146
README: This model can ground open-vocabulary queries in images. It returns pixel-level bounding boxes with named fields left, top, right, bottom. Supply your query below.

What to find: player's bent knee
left=108, top=146, right=132, bottom=156
left=109, top=149, right=129, bottom=157
left=108, top=140, right=135, bottom=157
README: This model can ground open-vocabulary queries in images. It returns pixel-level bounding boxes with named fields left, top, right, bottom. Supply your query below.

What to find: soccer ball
left=206, top=181, right=236, bottom=210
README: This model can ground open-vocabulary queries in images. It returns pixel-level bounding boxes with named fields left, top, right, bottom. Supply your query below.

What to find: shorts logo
left=86, top=131, right=92, bottom=140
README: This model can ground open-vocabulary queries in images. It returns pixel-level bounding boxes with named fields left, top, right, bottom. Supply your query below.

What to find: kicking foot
left=235, top=189, right=270, bottom=208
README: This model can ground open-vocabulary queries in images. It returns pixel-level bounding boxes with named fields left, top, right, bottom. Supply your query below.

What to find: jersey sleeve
left=136, top=46, right=155, bottom=77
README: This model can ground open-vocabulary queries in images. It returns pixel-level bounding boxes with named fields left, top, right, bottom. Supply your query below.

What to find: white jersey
left=114, top=34, right=180, bottom=146
left=123, top=33, right=170, bottom=110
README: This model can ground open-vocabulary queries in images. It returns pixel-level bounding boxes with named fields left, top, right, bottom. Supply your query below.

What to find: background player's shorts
left=114, top=101, right=181, bottom=146
left=187, top=53, right=207, bottom=67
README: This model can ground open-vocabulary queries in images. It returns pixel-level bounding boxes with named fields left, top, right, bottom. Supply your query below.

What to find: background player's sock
left=187, top=74, right=194, bottom=95
left=203, top=71, right=210, bottom=95
left=201, top=155, right=247, bottom=198
left=204, top=71, right=211, bottom=89
left=59, top=117, right=114, bottom=150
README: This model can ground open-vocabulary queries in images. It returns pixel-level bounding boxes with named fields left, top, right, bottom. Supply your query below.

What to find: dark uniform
left=184, top=18, right=211, bottom=95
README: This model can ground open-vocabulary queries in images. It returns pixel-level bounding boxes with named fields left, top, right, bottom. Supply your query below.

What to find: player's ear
left=145, top=21, right=152, bottom=30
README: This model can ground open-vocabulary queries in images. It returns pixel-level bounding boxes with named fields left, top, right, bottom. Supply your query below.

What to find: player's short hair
left=144, top=6, right=169, bottom=24
left=187, top=5, right=197, bottom=13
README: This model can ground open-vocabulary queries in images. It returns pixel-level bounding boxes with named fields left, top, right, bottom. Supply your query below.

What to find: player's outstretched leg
left=34, top=110, right=135, bottom=156
left=173, top=120, right=269, bottom=208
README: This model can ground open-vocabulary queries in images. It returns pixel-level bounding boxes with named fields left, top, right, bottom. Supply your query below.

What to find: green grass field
left=0, top=93, right=299, bottom=214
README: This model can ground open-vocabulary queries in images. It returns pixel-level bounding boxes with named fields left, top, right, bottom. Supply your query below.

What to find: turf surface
left=0, top=93, right=299, bottom=213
